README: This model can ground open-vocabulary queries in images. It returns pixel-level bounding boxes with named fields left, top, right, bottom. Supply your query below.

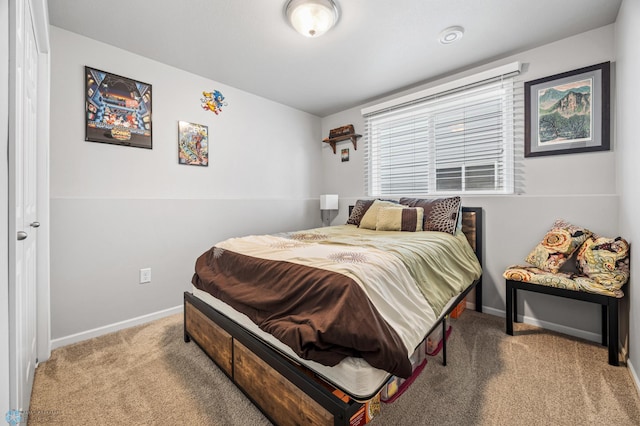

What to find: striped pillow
left=376, top=206, right=424, bottom=232
left=359, top=200, right=400, bottom=230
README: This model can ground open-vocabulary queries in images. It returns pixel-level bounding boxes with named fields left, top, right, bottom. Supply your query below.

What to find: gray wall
left=320, top=24, right=619, bottom=343
left=49, top=27, right=323, bottom=340
left=615, top=0, right=640, bottom=383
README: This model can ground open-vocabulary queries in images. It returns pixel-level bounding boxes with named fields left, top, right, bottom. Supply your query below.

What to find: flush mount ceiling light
left=438, top=26, right=465, bottom=44
left=285, top=0, right=339, bottom=38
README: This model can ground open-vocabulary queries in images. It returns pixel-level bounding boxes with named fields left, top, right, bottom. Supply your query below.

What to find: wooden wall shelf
left=323, top=133, right=361, bottom=154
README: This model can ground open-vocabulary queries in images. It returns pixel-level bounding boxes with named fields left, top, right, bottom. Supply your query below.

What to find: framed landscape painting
left=525, top=62, right=610, bottom=157
left=85, top=66, right=152, bottom=148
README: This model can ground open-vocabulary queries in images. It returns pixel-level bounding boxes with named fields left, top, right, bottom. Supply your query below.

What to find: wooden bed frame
left=183, top=207, right=483, bottom=426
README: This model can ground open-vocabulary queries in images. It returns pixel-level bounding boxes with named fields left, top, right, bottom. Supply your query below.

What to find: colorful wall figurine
left=201, top=90, right=227, bottom=115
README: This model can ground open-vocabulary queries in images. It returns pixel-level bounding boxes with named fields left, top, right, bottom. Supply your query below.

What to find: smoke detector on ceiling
left=438, top=26, right=465, bottom=44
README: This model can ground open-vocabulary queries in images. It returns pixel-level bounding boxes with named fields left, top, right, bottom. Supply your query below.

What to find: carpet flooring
left=29, top=310, right=640, bottom=425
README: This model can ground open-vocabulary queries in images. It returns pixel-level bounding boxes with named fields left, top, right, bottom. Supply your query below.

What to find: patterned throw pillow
left=399, top=197, right=461, bottom=235
left=375, top=206, right=424, bottom=232
left=346, top=199, right=375, bottom=226
left=576, top=236, right=630, bottom=290
left=525, top=220, right=591, bottom=273
left=359, top=200, right=400, bottom=230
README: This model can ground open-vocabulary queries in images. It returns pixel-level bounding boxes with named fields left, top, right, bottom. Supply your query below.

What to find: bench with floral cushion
left=503, top=220, right=630, bottom=366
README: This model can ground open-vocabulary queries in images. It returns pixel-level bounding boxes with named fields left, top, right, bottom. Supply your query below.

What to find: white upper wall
left=50, top=26, right=322, bottom=200
left=321, top=24, right=617, bottom=200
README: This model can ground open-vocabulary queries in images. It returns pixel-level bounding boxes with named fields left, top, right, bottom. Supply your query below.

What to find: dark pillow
left=399, top=196, right=461, bottom=235
left=346, top=199, right=375, bottom=226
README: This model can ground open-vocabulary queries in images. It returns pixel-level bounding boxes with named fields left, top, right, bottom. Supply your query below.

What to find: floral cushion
left=525, top=220, right=591, bottom=273
left=576, top=236, right=630, bottom=291
left=503, top=265, right=623, bottom=298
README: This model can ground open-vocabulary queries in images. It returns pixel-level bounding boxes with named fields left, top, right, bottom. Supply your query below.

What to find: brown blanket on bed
left=192, top=247, right=413, bottom=378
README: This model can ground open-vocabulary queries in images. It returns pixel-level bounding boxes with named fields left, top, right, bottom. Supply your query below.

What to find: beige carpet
left=29, top=311, right=640, bottom=425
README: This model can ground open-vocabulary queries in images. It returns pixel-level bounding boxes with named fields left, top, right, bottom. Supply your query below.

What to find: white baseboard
left=51, top=305, right=183, bottom=350
left=628, top=360, right=640, bottom=399
left=480, top=305, right=601, bottom=343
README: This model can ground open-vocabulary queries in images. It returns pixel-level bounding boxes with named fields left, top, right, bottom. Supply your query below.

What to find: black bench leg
left=601, top=304, right=607, bottom=346
left=608, top=298, right=619, bottom=366
left=506, top=280, right=514, bottom=335
left=513, top=287, right=519, bottom=324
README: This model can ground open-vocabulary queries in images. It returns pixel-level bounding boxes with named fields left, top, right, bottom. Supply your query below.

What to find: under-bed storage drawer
left=185, top=300, right=233, bottom=376
left=233, top=339, right=334, bottom=426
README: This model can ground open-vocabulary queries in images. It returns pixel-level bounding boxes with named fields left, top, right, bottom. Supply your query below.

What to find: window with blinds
left=364, top=75, right=515, bottom=197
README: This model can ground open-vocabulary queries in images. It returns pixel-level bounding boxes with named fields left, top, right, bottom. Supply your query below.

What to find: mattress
left=192, top=285, right=464, bottom=399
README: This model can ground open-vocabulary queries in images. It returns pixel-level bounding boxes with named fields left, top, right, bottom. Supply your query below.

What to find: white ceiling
left=48, top=0, right=622, bottom=117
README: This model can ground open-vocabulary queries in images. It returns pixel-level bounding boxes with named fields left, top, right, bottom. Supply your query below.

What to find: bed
left=184, top=205, right=483, bottom=426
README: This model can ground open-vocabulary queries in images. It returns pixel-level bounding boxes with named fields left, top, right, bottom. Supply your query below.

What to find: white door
left=8, top=0, right=39, bottom=413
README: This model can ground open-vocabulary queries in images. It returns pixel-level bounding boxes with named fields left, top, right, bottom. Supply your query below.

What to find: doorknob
left=17, top=231, right=28, bottom=241
left=30, top=221, right=40, bottom=228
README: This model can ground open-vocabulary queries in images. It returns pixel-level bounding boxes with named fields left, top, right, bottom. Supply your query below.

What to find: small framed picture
left=178, top=121, right=208, bottom=166
left=341, top=148, right=349, bottom=162
left=525, top=62, right=610, bottom=157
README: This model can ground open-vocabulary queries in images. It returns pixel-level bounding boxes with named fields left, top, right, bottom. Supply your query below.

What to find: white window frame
left=362, top=63, right=519, bottom=197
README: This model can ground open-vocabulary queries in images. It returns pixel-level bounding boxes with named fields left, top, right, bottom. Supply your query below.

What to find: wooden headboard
left=461, top=206, right=483, bottom=265
left=461, top=206, right=483, bottom=312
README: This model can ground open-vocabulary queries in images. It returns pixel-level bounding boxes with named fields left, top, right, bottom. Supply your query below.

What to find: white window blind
left=364, top=71, right=516, bottom=197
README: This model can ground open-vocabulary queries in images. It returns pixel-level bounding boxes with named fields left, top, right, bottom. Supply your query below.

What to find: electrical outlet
left=139, top=268, right=151, bottom=284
